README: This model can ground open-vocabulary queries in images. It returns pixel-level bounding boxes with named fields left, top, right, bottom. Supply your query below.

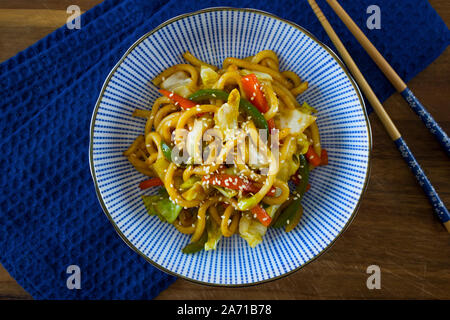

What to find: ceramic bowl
left=90, top=8, right=371, bottom=286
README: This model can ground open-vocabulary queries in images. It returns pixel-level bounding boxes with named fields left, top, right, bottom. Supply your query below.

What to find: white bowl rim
left=89, top=6, right=373, bottom=287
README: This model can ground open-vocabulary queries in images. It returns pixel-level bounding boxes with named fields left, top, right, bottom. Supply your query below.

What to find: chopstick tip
left=444, top=221, right=450, bottom=233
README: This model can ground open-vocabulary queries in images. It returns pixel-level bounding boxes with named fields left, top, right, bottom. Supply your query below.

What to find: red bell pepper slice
left=159, top=89, right=197, bottom=110
left=305, top=145, right=321, bottom=167
left=291, top=173, right=301, bottom=186
left=139, top=177, right=164, bottom=190
left=250, top=204, right=272, bottom=227
left=267, top=118, right=276, bottom=131
left=320, top=149, right=328, bottom=166
left=241, top=74, right=270, bottom=113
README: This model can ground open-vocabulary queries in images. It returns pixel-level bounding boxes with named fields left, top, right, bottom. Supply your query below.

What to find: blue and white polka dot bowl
left=90, top=8, right=371, bottom=286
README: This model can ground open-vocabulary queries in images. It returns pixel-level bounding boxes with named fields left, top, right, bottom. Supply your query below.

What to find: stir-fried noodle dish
left=124, top=50, right=328, bottom=253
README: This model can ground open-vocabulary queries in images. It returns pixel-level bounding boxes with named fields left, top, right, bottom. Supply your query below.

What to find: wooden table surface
left=0, top=0, right=449, bottom=300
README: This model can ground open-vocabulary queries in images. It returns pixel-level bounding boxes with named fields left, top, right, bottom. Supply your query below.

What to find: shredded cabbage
left=161, top=71, right=193, bottom=98
left=239, top=214, right=267, bottom=248
left=200, top=65, right=219, bottom=88
left=296, top=132, right=311, bottom=155
left=277, top=154, right=300, bottom=181
left=204, top=219, right=222, bottom=251
left=279, top=108, right=316, bottom=135
left=240, top=69, right=273, bottom=81
left=186, top=119, right=204, bottom=163
left=215, top=89, right=239, bottom=138
left=298, top=101, right=318, bottom=114
left=142, top=190, right=182, bottom=223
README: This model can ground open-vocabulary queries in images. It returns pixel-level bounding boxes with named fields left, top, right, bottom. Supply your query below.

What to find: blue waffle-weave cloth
left=0, top=0, right=448, bottom=299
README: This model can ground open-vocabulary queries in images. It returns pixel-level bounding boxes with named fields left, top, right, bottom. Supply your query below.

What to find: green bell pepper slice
left=182, top=229, right=208, bottom=254
left=160, top=140, right=173, bottom=162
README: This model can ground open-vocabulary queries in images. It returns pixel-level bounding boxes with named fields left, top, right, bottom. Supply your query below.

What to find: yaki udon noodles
left=123, top=50, right=328, bottom=253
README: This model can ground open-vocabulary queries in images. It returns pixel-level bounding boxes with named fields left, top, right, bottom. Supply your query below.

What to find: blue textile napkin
left=0, top=0, right=448, bottom=299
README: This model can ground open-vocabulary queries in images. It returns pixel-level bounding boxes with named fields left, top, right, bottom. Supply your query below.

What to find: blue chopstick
left=401, top=88, right=450, bottom=156
left=395, top=137, right=450, bottom=227
left=325, top=0, right=450, bottom=157
left=310, top=0, right=450, bottom=232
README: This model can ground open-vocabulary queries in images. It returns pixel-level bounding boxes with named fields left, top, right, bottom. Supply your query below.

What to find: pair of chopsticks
left=307, top=0, right=450, bottom=232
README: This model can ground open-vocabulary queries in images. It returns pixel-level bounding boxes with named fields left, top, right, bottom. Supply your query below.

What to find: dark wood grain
left=0, top=0, right=449, bottom=300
